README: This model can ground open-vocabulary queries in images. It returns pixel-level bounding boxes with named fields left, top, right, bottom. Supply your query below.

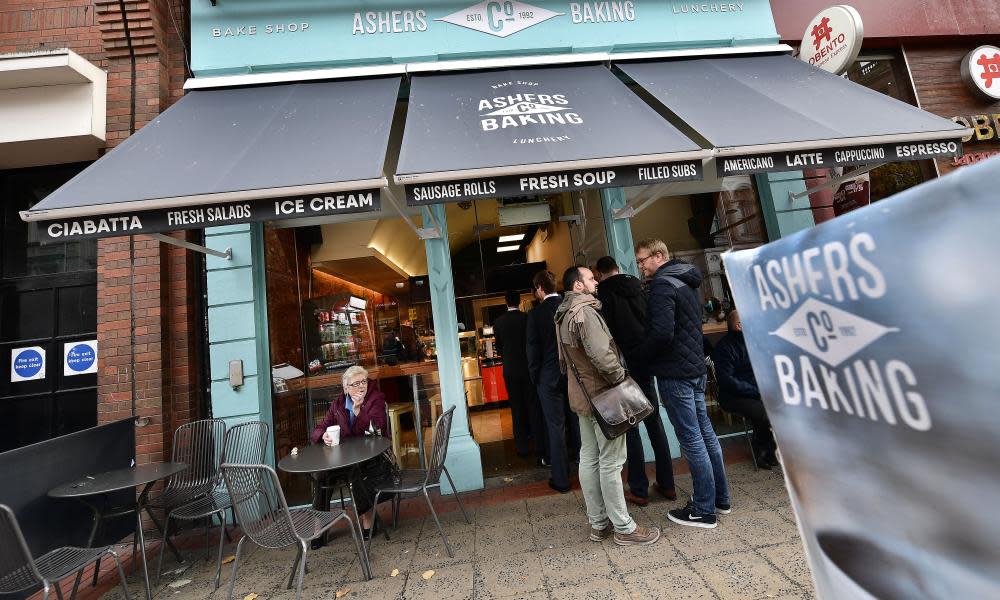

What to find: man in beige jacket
left=555, top=265, right=661, bottom=546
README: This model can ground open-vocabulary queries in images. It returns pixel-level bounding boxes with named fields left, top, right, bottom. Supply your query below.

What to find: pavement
left=73, top=459, right=815, bottom=600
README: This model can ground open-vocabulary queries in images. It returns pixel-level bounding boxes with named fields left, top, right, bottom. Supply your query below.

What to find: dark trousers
left=504, top=369, right=548, bottom=459
left=723, top=396, right=776, bottom=454
left=537, top=375, right=581, bottom=490
left=624, top=378, right=675, bottom=498
left=312, top=456, right=395, bottom=515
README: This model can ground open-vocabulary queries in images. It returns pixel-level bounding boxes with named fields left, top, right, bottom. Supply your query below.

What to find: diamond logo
left=483, top=102, right=569, bottom=116
left=769, top=298, right=899, bottom=367
left=435, top=1, right=564, bottom=38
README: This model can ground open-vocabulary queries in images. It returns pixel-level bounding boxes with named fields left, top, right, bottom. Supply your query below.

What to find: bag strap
left=555, top=315, right=594, bottom=404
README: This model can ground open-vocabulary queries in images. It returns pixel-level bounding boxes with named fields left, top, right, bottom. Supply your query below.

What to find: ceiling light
left=496, top=245, right=520, bottom=252
left=498, top=233, right=525, bottom=243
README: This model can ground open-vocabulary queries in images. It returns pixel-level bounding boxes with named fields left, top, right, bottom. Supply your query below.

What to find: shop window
left=624, top=176, right=768, bottom=437
left=265, top=214, right=440, bottom=503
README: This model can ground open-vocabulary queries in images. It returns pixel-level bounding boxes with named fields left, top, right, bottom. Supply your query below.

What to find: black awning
left=619, top=55, right=970, bottom=177
left=394, top=65, right=709, bottom=205
left=21, top=77, right=401, bottom=241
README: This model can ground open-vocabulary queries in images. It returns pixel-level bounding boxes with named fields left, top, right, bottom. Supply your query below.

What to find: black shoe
left=715, top=501, right=732, bottom=515
left=538, top=457, right=550, bottom=467
left=310, top=537, right=326, bottom=550
left=667, top=502, right=718, bottom=529
left=548, top=479, right=571, bottom=494
left=765, top=451, right=780, bottom=468
left=755, top=452, right=773, bottom=470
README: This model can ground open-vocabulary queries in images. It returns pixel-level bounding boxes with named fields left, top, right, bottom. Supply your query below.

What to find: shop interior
left=264, top=175, right=770, bottom=499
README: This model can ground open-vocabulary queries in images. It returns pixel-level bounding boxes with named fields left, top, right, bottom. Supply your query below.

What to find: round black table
left=277, top=436, right=391, bottom=474
left=278, top=436, right=391, bottom=571
left=50, top=462, right=187, bottom=600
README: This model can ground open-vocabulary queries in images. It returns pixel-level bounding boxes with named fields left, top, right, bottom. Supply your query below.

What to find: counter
left=284, top=360, right=439, bottom=393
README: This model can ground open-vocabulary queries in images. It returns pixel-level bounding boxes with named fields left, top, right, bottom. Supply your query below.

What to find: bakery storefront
left=21, top=0, right=969, bottom=496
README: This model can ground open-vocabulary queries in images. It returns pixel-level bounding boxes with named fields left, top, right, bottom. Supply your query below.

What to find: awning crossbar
left=788, top=162, right=887, bottom=201
left=148, top=233, right=231, bottom=260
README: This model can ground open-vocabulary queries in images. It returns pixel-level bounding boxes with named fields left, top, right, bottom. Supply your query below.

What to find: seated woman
left=310, top=365, right=396, bottom=544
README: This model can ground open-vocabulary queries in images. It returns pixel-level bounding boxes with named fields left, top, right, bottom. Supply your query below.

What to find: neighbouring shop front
left=21, top=0, right=970, bottom=496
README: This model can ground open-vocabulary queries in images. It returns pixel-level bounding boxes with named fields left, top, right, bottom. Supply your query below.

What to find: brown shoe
left=624, top=491, right=649, bottom=507
left=653, top=483, right=677, bottom=501
left=614, top=525, right=661, bottom=546
left=589, top=523, right=614, bottom=542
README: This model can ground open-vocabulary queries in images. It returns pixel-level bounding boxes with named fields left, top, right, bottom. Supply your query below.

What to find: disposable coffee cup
left=326, top=425, right=341, bottom=446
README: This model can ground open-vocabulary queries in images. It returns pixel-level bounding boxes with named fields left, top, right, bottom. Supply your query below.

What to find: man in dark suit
left=526, top=270, right=581, bottom=493
left=494, top=290, right=547, bottom=462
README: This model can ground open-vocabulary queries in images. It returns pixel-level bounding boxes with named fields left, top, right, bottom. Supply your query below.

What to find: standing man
left=636, top=238, right=731, bottom=529
left=526, top=270, right=580, bottom=493
left=594, top=256, right=677, bottom=506
left=712, top=309, right=778, bottom=468
left=494, top=289, right=547, bottom=463
left=555, top=266, right=660, bottom=546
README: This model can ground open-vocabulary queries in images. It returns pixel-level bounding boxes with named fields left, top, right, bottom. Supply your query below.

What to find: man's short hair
left=562, top=266, right=585, bottom=292
left=532, top=270, right=557, bottom=294
left=504, top=290, right=520, bottom=308
left=727, top=309, right=740, bottom=329
left=595, top=256, right=619, bottom=275
left=635, top=238, right=670, bottom=259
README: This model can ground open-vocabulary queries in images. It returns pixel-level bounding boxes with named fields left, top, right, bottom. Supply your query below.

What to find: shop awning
left=394, top=65, right=710, bottom=206
left=619, top=55, right=970, bottom=177
left=21, top=77, right=401, bottom=241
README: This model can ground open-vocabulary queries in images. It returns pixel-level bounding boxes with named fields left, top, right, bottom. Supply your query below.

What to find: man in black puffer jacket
left=712, top=309, right=777, bottom=468
left=595, top=256, right=676, bottom=506
left=636, top=238, right=730, bottom=530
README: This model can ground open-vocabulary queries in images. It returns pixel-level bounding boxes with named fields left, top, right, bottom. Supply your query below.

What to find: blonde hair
left=635, top=238, right=670, bottom=260
left=342, top=365, right=369, bottom=387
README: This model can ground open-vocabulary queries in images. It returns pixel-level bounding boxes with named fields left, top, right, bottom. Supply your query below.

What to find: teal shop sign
left=190, top=0, right=778, bottom=76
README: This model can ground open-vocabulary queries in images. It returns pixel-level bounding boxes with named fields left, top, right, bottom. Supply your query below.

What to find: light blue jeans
left=658, top=375, right=731, bottom=515
left=577, top=414, right=637, bottom=534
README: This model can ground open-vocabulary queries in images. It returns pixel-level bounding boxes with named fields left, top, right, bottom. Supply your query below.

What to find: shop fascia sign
left=798, top=5, right=863, bottom=75
left=32, top=189, right=382, bottom=242
left=190, top=0, right=779, bottom=76
left=951, top=113, right=1000, bottom=144
left=716, top=140, right=962, bottom=177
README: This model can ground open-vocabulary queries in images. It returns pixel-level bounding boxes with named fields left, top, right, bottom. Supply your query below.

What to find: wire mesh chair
left=370, top=406, right=470, bottom=558
left=149, top=419, right=227, bottom=511
left=0, top=504, right=131, bottom=600
left=707, top=359, right=759, bottom=471
left=221, top=464, right=370, bottom=600
left=155, top=421, right=270, bottom=589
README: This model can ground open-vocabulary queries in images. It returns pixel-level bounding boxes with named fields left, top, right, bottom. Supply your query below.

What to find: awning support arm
left=383, top=187, right=441, bottom=239
left=612, top=183, right=671, bottom=219
left=148, top=233, right=231, bottom=260
left=788, top=162, right=887, bottom=201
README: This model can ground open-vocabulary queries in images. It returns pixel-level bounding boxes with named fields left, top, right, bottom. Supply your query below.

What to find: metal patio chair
left=370, top=406, right=470, bottom=558
left=707, top=359, right=759, bottom=471
left=221, top=463, right=370, bottom=600
left=0, top=504, right=131, bottom=600
left=155, top=421, right=270, bottom=589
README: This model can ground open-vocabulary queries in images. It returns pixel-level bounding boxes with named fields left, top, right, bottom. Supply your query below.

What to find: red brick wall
left=1, top=0, right=202, bottom=464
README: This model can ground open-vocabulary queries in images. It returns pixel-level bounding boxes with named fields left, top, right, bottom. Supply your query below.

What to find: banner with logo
left=191, top=0, right=779, bottom=76
left=396, top=65, right=708, bottom=205
left=723, top=156, right=1000, bottom=598
left=715, top=140, right=963, bottom=177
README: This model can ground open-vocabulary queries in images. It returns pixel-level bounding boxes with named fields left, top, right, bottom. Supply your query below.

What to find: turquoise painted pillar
left=755, top=171, right=816, bottom=239
left=204, top=223, right=274, bottom=466
left=600, top=188, right=680, bottom=460
left=422, top=205, right=483, bottom=493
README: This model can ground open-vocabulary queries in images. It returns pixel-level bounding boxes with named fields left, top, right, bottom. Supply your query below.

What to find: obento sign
left=799, top=5, right=863, bottom=75
left=723, top=157, right=1000, bottom=598
left=960, top=45, right=1000, bottom=102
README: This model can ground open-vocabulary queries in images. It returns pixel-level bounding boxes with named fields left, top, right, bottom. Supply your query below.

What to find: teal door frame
left=421, top=205, right=484, bottom=493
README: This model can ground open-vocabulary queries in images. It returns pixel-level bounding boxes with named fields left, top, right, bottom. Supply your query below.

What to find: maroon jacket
left=310, top=381, right=388, bottom=444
